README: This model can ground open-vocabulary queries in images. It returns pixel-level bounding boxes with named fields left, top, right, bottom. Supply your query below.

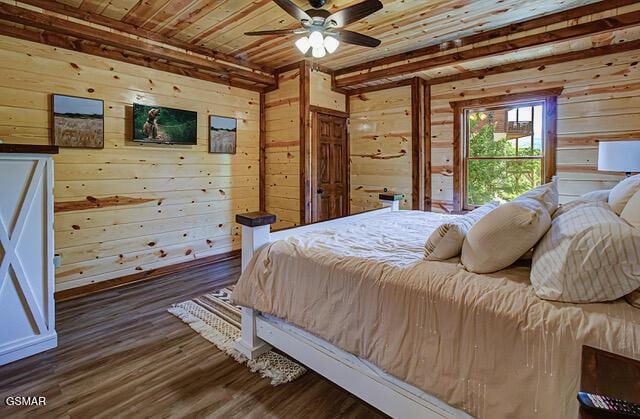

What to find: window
left=452, top=90, right=559, bottom=212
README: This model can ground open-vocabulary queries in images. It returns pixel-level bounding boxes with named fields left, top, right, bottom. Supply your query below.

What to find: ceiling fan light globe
left=323, top=35, right=339, bottom=53
left=309, top=31, right=324, bottom=49
left=312, top=46, right=326, bottom=58
left=295, top=36, right=311, bottom=54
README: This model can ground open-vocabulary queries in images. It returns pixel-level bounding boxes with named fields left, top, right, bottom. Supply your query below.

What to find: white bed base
left=235, top=196, right=471, bottom=419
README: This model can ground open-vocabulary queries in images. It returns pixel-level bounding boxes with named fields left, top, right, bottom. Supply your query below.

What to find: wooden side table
left=580, top=346, right=640, bottom=418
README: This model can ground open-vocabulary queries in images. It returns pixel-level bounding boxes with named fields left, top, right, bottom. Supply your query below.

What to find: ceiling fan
left=244, top=0, right=383, bottom=58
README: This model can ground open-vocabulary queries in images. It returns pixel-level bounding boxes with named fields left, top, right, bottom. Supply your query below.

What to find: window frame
left=450, top=88, right=561, bottom=212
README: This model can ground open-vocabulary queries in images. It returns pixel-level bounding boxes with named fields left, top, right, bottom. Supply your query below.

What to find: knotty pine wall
left=431, top=49, right=640, bottom=212
left=0, top=36, right=260, bottom=291
left=349, top=86, right=413, bottom=213
left=310, top=69, right=346, bottom=112
left=265, top=68, right=301, bottom=230
left=264, top=68, right=346, bottom=227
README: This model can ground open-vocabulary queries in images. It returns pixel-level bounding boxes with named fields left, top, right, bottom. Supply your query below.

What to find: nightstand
left=580, top=346, right=640, bottom=418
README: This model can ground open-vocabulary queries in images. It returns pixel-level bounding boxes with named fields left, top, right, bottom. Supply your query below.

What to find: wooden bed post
left=379, top=193, right=403, bottom=211
left=234, top=212, right=276, bottom=359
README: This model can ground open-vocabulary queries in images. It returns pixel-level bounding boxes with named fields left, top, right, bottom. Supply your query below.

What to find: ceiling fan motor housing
left=308, top=0, right=326, bottom=8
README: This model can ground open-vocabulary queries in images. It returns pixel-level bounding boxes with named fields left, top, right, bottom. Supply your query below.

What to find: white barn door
left=0, top=154, right=57, bottom=365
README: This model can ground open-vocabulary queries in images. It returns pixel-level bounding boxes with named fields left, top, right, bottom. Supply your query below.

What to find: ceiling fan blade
left=325, top=0, right=383, bottom=28
left=273, top=0, right=312, bottom=24
left=333, top=29, right=381, bottom=47
left=244, top=29, right=300, bottom=36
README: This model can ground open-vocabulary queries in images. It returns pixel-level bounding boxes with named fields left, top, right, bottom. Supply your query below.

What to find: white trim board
left=0, top=333, right=57, bottom=365
left=257, top=315, right=470, bottom=419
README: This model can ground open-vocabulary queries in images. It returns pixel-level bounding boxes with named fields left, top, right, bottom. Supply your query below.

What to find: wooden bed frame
left=234, top=194, right=470, bottom=419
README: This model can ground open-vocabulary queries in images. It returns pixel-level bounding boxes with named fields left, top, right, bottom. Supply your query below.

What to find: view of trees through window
left=465, top=103, right=544, bottom=207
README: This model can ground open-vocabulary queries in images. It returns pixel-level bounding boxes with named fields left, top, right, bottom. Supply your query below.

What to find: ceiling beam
left=335, top=8, right=640, bottom=88
left=335, top=0, right=640, bottom=77
left=427, top=39, right=640, bottom=86
left=0, top=2, right=276, bottom=88
left=0, top=24, right=264, bottom=92
left=344, top=79, right=414, bottom=96
left=17, top=0, right=271, bottom=74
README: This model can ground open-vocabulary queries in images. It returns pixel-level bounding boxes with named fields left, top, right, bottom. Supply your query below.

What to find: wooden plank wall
left=265, top=68, right=301, bottom=229
left=0, top=35, right=260, bottom=291
left=430, top=49, right=640, bottom=212
left=310, top=70, right=346, bottom=112
left=349, top=86, right=413, bottom=213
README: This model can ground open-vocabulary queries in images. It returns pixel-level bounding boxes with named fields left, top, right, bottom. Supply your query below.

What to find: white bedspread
left=283, top=210, right=461, bottom=265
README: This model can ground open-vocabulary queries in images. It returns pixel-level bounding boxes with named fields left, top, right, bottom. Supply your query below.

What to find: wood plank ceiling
left=49, top=0, right=604, bottom=70
left=2, top=0, right=640, bottom=92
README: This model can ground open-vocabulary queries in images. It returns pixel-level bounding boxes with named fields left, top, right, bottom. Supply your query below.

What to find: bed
left=231, top=195, right=640, bottom=418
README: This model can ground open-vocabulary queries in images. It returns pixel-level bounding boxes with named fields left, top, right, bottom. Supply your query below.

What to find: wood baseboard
left=54, top=250, right=240, bottom=302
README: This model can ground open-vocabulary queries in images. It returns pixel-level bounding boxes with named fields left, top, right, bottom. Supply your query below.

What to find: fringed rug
left=168, top=287, right=306, bottom=385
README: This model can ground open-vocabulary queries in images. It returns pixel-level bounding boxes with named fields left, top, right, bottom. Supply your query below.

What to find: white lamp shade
left=309, top=31, right=324, bottom=49
left=598, top=140, right=640, bottom=172
left=324, top=36, right=339, bottom=53
left=312, top=46, right=326, bottom=58
left=295, top=37, right=310, bottom=54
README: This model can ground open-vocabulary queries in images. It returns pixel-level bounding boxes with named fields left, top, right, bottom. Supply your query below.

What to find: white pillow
left=621, top=189, right=640, bottom=228
left=461, top=198, right=551, bottom=273
left=581, top=189, right=610, bottom=203
left=515, top=180, right=559, bottom=215
left=608, top=174, right=640, bottom=214
left=531, top=200, right=640, bottom=303
left=424, top=202, right=498, bottom=261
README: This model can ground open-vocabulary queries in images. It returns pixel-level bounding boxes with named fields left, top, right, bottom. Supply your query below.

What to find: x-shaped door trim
left=0, top=160, right=48, bottom=334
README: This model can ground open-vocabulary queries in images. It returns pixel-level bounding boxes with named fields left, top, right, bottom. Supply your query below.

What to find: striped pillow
left=531, top=200, right=640, bottom=303
left=424, top=202, right=498, bottom=261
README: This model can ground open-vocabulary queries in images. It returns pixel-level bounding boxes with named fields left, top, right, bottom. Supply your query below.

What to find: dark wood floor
left=0, top=258, right=385, bottom=418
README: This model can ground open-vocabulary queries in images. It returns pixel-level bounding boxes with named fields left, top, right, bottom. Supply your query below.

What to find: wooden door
left=314, top=113, right=348, bottom=222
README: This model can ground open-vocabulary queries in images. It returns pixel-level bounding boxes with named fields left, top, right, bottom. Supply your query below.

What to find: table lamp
left=598, top=140, right=640, bottom=177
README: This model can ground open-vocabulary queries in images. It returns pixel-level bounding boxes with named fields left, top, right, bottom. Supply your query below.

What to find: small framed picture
left=209, top=115, right=237, bottom=154
left=52, top=94, right=104, bottom=148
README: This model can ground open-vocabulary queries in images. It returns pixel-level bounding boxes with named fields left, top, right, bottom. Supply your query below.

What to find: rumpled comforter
left=233, top=210, right=640, bottom=418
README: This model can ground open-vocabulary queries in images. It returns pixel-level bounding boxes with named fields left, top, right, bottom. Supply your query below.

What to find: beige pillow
left=608, top=174, right=640, bottom=214
left=531, top=200, right=640, bottom=303
left=424, top=202, right=498, bottom=261
left=515, top=180, right=559, bottom=215
left=621, top=189, right=640, bottom=228
left=461, top=198, right=551, bottom=273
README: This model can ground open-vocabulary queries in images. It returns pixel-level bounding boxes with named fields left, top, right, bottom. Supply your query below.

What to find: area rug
left=168, top=287, right=306, bottom=385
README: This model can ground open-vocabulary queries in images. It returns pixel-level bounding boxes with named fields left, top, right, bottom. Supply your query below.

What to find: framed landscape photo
left=209, top=115, right=237, bottom=154
left=52, top=94, right=104, bottom=148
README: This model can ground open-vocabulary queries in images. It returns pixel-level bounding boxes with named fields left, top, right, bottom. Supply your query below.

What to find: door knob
left=317, top=188, right=324, bottom=194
